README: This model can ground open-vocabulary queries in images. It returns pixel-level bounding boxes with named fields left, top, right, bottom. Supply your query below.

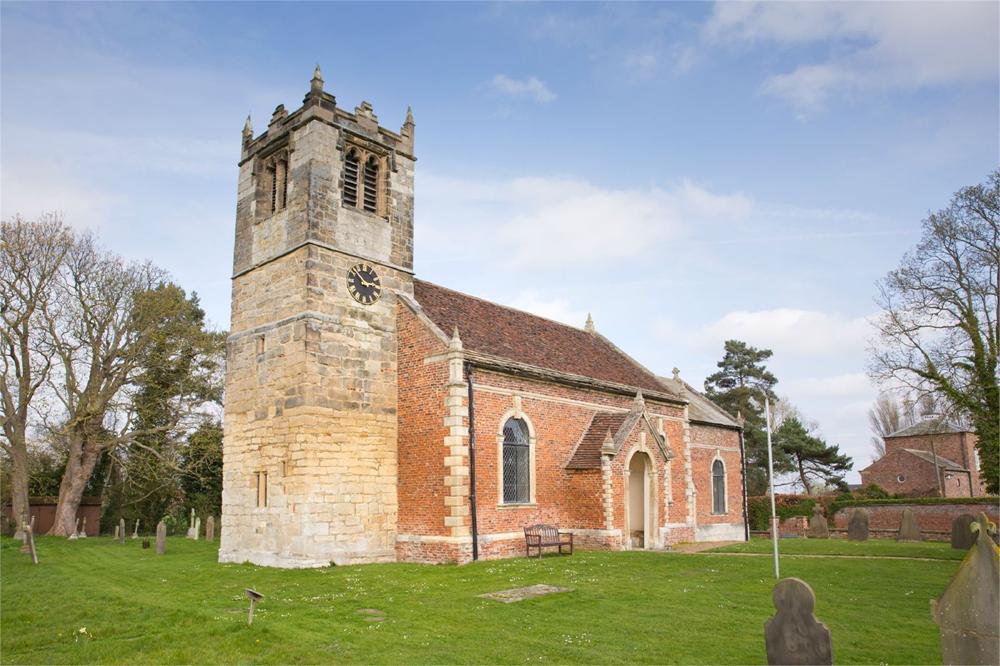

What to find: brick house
left=219, top=69, right=747, bottom=568
left=860, top=418, right=984, bottom=498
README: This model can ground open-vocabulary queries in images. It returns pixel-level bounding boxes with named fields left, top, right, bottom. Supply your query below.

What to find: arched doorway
left=627, top=452, right=653, bottom=549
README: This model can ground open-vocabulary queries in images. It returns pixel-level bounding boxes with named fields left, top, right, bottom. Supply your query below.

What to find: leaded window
left=502, top=418, right=530, bottom=504
left=712, top=460, right=725, bottom=514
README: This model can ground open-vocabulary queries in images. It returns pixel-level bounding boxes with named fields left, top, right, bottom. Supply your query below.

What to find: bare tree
left=870, top=170, right=999, bottom=492
left=42, top=235, right=169, bottom=535
left=0, top=215, right=73, bottom=536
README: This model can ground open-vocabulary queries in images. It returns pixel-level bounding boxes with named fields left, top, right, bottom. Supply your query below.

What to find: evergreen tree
left=773, top=417, right=853, bottom=494
left=704, top=340, right=790, bottom=494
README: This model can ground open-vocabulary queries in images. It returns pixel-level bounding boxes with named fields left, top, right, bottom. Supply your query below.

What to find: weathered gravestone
left=118, top=518, right=126, bottom=544
left=193, top=517, right=201, bottom=541
left=113, top=525, right=119, bottom=540
left=808, top=504, right=829, bottom=539
left=69, top=518, right=80, bottom=540
left=898, top=507, right=922, bottom=542
left=764, top=578, right=833, bottom=665
left=132, top=519, right=140, bottom=539
left=952, top=514, right=977, bottom=550
left=186, top=509, right=196, bottom=539
left=847, top=508, right=869, bottom=541
left=19, top=517, right=31, bottom=553
left=206, top=515, right=215, bottom=541
left=79, top=517, right=87, bottom=538
left=931, top=513, right=999, bottom=665
left=155, top=520, right=166, bottom=555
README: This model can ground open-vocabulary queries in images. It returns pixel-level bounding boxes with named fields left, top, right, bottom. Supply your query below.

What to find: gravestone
left=206, top=516, right=215, bottom=541
left=952, top=514, right=977, bottom=550
left=897, top=508, right=922, bottom=542
left=132, top=519, right=140, bottom=539
left=19, top=518, right=31, bottom=553
left=186, top=509, right=196, bottom=539
left=193, top=517, right=201, bottom=541
left=931, top=513, right=999, bottom=665
left=69, top=518, right=80, bottom=540
left=808, top=505, right=829, bottom=539
left=155, top=520, right=166, bottom=555
left=79, top=517, right=87, bottom=538
left=764, top=578, right=833, bottom=665
left=847, top=509, right=869, bottom=541
left=113, top=525, right=119, bottom=540
left=118, top=518, right=126, bottom=544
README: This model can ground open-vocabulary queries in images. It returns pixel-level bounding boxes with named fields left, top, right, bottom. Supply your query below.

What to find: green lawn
left=707, top=536, right=966, bottom=561
left=1, top=536, right=958, bottom=664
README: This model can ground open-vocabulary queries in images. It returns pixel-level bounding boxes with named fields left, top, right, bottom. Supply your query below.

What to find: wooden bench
left=523, top=524, right=573, bottom=558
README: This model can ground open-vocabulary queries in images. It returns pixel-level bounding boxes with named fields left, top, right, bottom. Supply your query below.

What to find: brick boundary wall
left=833, top=502, right=998, bottom=537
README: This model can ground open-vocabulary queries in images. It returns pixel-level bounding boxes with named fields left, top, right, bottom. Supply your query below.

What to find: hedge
left=747, top=495, right=817, bottom=531
left=828, top=496, right=1000, bottom=517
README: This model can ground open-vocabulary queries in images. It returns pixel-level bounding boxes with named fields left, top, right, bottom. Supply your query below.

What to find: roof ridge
left=414, top=278, right=592, bottom=336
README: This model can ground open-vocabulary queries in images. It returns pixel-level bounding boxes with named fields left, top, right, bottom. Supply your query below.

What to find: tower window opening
left=343, top=150, right=360, bottom=208
left=363, top=157, right=379, bottom=213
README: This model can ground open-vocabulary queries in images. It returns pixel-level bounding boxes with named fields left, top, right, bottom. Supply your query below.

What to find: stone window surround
left=711, top=451, right=728, bottom=515
left=255, top=471, right=268, bottom=508
left=253, top=145, right=290, bottom=223
left=495, top=397, right=537, bottom=508
left=341, top=143, right=389, bottom=219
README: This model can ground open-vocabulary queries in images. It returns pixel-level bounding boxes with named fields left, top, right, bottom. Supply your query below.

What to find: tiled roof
left=656, top=377, right=740, bottom=429
left=886, top=418, right=971, bottom=438
left=903, top=448, right=967, bottom=470
left=566, top=412, right=629, bottom=470
left=413, top=280, right=669, bottom=394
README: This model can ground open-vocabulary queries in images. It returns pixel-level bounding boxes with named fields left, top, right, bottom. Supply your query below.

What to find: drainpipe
left=465, top=362, right=479, bottom=561
left=737, top=427, right=750, bottom=541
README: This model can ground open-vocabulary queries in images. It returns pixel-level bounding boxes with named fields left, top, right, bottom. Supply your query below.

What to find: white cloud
left=704, top=1, right=999, bottom=113
left=502, top=290, right=588, bottom=328
left=489, top=74, right=557, bottom=103
left=704, top=308, right=876, bottom=357
left=418, top=172, right=751, bottom=268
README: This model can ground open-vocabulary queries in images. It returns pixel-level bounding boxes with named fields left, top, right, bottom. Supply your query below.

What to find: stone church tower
left=219, top=67, right=415, bottom=566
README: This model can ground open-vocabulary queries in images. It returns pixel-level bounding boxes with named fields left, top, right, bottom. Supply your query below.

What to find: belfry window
left=256, top=150, right=289, bottom=221
left=502, top=418, right=530, bottom=504
left=711, top=460, right=726, bottom=514
left=363, top=156, right=379, bottom=213
left=343, top=150, right=360, bottom=208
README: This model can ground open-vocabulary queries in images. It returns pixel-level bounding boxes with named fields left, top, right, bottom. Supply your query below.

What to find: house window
left=343, top=149, right=360, bottom=208
left=255, top=471, right=268, bottom=508
left=502, top=418, right=530, bottom=504
left=711, top=459, right=726, bottom=514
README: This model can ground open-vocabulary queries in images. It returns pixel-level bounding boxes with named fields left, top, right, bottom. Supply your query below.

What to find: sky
left=2, top=1, right=998, bottom=482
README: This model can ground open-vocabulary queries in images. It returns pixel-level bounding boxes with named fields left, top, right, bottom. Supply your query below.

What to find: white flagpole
left=765, top=397, right=780, bottom=580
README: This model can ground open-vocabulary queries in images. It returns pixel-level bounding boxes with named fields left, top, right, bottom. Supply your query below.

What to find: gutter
left=465, top=362, right=480, bottom=561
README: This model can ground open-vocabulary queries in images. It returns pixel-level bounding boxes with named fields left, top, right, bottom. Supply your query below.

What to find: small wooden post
left=25, top=525, right=38, bottom=564
left=246, top=589, right=263, bottom=625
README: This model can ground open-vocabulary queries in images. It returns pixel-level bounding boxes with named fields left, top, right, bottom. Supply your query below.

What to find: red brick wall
left=878, top=430, right=984, bottom=494
left=861, top=448, right=977, bottom=498
left=832, top=502, right=998, bottom=534
left=689, top=424, right=744, bottom=527
left=396, top=304, right=450, bottom=537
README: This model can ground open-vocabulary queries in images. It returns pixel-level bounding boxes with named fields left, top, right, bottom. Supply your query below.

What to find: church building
left=219, top=69, right=747, bottom=567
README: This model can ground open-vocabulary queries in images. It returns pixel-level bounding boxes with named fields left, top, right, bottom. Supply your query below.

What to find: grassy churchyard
left=1, top=536, right=959, bottom=664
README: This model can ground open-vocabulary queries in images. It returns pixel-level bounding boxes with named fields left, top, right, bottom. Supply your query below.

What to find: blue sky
left=3, top=1, right=998, bottom=481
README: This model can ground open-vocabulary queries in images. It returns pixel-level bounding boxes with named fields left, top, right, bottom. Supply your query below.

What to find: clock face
left=347, top=262, right=382, bottom=305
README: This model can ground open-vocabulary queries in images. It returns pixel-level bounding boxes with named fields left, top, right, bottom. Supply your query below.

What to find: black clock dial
left=347, top=262, right=382, bottom=305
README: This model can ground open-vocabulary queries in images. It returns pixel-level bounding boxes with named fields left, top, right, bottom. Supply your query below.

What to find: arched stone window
left=712, top=459, right=726, bottom=514
left=343, top=149, right=360, bottom=208
left=363, top=156, right=379, bottom=213
left=502, top=418, right=530, bottom=504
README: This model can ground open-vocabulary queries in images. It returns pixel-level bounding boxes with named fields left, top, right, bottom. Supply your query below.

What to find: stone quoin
left=219, top=68, right=747, bottom=567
